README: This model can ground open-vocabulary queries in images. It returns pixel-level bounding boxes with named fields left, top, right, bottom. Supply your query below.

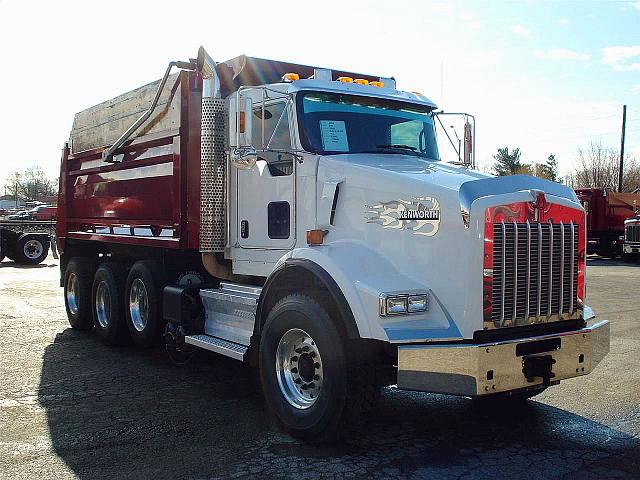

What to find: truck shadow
left=38, top=329, right=640, bottom=480
left=0, top=260, right=57, bottom=269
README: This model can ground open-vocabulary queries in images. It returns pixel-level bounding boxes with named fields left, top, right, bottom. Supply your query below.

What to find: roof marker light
left=282, top=72, right=300, bottom=82
left=354, top=78, right=368, bottom=85
left=369, top=81, right=385, bottom=88
left=337, top=76, right=353, bottom=83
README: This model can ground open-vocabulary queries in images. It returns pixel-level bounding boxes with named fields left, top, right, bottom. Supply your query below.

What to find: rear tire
left=64, top=257, right=94, bottom=331
left=15, top=234, right=49, bottom=265
left=125, top=261, right=162, bottom=348
left=259, top=293, right=378, bottom=444
left=92, top=263, right=127, bottom=345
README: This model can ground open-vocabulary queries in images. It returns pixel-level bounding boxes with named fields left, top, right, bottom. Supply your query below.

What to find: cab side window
left=252, top=101, right=291, bottom=150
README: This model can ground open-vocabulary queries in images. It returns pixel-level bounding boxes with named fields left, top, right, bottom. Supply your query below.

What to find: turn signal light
left=354, top=78, right=368, bottom=85
left=306, top=229, right=326, bottom=245
left=337, top=76, right=353, bottom=83
left=369, top=81, right=385, bottom=88
left=282, top=72, right=300, bottom=82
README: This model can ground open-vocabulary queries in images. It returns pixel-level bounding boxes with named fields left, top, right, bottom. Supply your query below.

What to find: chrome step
left=184, top=334, right=248, bottom=361
left=199, top=283, right=263, bottom=347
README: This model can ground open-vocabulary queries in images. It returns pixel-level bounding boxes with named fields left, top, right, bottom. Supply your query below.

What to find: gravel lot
left=0, top=255, right=638, bottom=479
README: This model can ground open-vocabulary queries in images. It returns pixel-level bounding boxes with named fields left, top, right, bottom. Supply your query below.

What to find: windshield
left=297, top=92, right=439, bottom=160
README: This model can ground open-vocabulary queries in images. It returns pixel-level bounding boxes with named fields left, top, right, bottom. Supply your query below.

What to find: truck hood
left=318, top=153, right=578, bottom=212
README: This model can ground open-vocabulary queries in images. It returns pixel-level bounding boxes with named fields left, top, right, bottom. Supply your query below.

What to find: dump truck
left=56, top=47, right=610, bottom=442
left=575, top=188, right=640, bottom=257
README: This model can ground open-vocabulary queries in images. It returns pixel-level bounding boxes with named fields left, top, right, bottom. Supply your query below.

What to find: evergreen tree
left=492, top=147, right=522, bottom=176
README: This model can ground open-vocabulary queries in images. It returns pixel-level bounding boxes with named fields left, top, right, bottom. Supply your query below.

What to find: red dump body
left=56, top=71, right=204, bottom=254
left=575, top=188, right=640, bottom=254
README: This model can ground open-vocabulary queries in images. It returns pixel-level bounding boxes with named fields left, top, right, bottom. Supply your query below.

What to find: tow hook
left=522, top=355, right=556, bottom=386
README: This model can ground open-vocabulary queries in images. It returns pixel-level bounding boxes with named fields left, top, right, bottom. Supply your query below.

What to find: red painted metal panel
left=57, top=70, right=204, bottom=252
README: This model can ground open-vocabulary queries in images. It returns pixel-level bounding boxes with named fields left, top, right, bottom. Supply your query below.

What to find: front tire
left=125, top=261, right=162, bottom=348
left=64, top=257, right=94, bottom=331
left=259, top=293, right=376, bottom=443
left=92, top=263, right=127, bottom=345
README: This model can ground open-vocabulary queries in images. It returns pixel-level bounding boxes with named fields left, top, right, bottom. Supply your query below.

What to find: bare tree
left=566, top=141, right=640, bottom=192
left=2, top=166, right=57, bottom=203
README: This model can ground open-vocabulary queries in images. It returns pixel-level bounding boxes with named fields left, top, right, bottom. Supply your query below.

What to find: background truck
left=56, top=47, right=609, bottom=442
left=0, top=224, right=52, bottom=265
left=575, top=188, right=640, bottom=257
left=622, top=212, right=640, bottom=262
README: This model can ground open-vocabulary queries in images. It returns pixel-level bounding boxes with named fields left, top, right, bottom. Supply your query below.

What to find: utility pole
left=618, top=105, right=627, bottom=192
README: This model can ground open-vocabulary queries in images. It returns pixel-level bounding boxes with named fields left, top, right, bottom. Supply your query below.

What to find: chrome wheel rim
left=95, top=281, right=111, bottom=328
left=275, top=328, right=323, bottom=410
left=129, top=278, right=148, bottom=332
left=23, top=239, right=43, bottom=260
left=66, top=272, right=79, bottom=315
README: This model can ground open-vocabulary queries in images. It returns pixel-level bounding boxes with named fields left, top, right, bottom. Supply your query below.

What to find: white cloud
left=632, top=84, right=640, bottom=94
left=510, top=24, right=532, bottom=37
left=631, top=1, right=640, bottom=11
left=535, top=49, right=591, bottom=61
left=601, top=45, right=640, bottom=71
left=558, top=18, right=570, bottom=25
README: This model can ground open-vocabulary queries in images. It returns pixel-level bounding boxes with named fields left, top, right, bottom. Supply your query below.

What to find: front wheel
left=259, top=293, right=377, bottom=443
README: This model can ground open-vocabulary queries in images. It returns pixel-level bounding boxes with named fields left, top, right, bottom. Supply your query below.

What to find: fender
left=259, top=241, right=459, bottom=343
left=256, top=257, right=360, bottom=339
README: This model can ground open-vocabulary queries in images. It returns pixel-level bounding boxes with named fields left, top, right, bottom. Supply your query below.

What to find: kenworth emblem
left=365, top=197, right=441, bottom=236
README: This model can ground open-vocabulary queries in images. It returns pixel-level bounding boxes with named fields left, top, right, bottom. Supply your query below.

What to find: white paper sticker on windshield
left=320, top=120, right=349, bottom=152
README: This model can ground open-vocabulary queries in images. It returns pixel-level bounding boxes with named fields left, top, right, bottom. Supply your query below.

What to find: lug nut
left=314, top=362, right=320, bottom=369
left=302, top=346, right=310, bottom=352
left=294, top=378, right=301, bottom=384
left=291, top=367, right=298, bottom=374
left=314, top=375, right=320, bottom=380
left=291, top=356, right=298, bottom=362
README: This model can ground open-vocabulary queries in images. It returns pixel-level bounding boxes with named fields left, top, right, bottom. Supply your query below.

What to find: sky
left=0, top=0, right=639, bottom=186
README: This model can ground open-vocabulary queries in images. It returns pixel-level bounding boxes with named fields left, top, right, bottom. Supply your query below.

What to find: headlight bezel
left=379, top=291, right=429, bottom=317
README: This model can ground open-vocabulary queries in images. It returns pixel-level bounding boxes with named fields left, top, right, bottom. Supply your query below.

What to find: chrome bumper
left=397, top=320, right=610, bottom=397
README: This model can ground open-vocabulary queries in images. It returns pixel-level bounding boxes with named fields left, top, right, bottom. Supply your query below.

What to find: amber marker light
left=282, top=72, right=300, bottom=82
left=369, top=81, right=385, bottom=88
left=354, top=78, right=369, bottom=85
left=306, top=229, right=327, bottom=245
left=337, top=77, right=353, bottom=83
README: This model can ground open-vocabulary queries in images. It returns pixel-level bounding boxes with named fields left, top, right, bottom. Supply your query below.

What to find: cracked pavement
left=0, top=256, right=638, bottom=479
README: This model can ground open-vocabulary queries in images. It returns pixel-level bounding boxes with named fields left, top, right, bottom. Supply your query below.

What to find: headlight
left=407, top=294, right=428, bottom=313
left=380, top=291, right=428, bottom=316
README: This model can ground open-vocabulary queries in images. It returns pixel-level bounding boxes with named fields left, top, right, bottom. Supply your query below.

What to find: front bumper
left=397, top=320, right=610, bottom=397
left=623, top=243, right=640, bottom=254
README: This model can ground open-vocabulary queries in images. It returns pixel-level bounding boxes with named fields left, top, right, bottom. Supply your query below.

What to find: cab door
left=236, top=99, right=296, bottom=249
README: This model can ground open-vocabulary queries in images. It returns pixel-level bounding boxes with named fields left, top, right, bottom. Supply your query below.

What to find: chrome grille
left=492, top=221, right=578, bottom=326
left=626, top=224, right=640, bottom=243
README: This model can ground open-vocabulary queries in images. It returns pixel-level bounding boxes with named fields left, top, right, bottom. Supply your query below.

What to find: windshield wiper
left=375, top=144, right=417, bottom=151
left=365, top=144, right=430, bottom=159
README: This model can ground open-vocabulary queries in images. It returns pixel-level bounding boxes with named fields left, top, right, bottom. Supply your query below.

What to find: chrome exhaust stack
left=197, top=46, right=221, bottom=99
left=198, top=46, right=227, bottom=278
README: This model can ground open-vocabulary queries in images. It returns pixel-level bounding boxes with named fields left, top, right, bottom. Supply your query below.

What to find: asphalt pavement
left=0, top=255, right=638, bottom=479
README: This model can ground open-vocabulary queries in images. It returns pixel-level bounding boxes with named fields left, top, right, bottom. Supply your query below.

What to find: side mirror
left=229, top=95, right=253, bottom=148
left=231, top=147, right=257, bottom=170
left=463, top=121, right=473, bottom=166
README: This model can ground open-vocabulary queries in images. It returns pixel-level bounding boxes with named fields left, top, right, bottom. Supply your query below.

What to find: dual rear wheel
left=64, top=257, right=162, bottom=348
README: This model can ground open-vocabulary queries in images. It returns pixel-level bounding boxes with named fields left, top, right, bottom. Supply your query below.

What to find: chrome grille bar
left=569, top=221, right=575, bottom=314
left=500, top=221, right=506, bottom=325
left=512, top=221, right=518, bottom=325
left=547, top=221, right=553, bottom=319
left=525, top=221, right=531, bottom=322
left=537, top=222, right=542, bottom=321
left=559, top=222, right=565, bottom=316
